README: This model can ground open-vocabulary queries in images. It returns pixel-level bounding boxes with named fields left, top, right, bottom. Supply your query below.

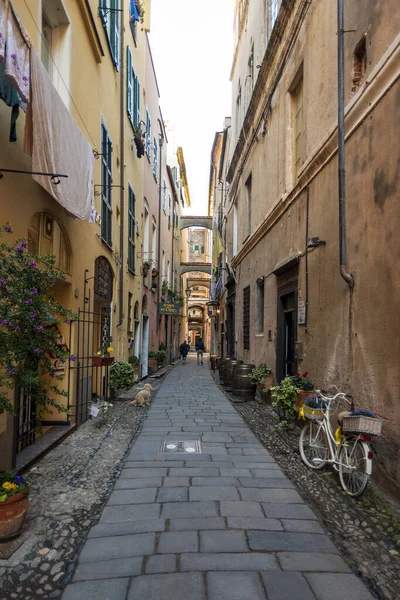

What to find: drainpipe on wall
left=337, top=0, right=354, bottom=290
left=169, top=187, right=175, bottom=364
left=117, top=4, right=125, bottom=326
left=156, top=122, right=164, bottom=333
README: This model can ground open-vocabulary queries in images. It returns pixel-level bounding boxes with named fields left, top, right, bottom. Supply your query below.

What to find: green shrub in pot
left=109, top=361, right=137, bottom=390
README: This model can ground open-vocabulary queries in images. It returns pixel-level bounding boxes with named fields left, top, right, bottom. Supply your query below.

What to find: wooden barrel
left=223, top=359, right=243, bottom=389
left=219, top=357, right=235, bottom=384
left=231, top=363, right=256, bottom=400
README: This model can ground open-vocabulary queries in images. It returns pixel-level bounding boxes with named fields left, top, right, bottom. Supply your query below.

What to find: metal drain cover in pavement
left=160, top=440, right=202, bottom=454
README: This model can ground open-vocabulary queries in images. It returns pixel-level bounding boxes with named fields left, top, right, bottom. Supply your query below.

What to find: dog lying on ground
left=130, top=383, right=153, bottom=407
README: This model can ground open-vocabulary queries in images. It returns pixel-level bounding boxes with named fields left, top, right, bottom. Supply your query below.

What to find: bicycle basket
left=342, top=415, right=382, bottom=436
left=302, top=405, right=325, bottom=421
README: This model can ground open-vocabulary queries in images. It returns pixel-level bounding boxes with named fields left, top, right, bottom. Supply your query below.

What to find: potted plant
left=148, top=351, right=157, bottom=369
left=128, top=354, right=140, bottom=377
left=142, top=260, right=152, bottom=277
left=270, top=376, right=299, bottom=428
left=293, top=371, right=315, bottom=408
left=155, top=349, right=167, bottom=366
left=151, top=267, right=159, bottom=277
left=93, top=345, right=114, bottom=367
left=133, top=125, right=145, bottom=158
left=0, top=471, right=29, bottom=542
left=161, top=280, right=168, bottom=294
left=249, top=363, right=273, bottom=390
left=109, top=360, right=137, bottom=395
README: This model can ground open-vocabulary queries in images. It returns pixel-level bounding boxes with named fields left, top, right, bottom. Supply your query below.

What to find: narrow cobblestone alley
left=62, top=355, right=374, bottom=600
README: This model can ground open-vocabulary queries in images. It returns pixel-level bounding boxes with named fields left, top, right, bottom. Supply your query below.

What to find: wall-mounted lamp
left=307, top=237, right=326, bottom=248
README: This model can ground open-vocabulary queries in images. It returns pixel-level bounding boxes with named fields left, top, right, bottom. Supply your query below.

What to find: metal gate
left=68, top=305, right=112, bottom=427
left=13, top=385, right=36, bottom=455
left=67, top=264, right=114, bottom=426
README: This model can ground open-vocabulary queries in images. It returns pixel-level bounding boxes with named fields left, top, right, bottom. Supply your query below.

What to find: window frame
left=101, top=121, right=113, bottom=247
left=128, top=184, right=136, bottom=273
left=100, top=0, right=120, bottom=69
left=145, top=110, right=151, bottom=157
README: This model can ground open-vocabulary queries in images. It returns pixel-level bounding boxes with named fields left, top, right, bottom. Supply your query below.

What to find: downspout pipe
left=337, top=0, right=354, bottom=290
left=156, top=121, right=164, bottom=333
left=117, top=4, right=125, bottom=326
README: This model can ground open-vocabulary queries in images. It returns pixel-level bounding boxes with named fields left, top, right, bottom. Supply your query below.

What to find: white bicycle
left=299, top=391, right=374, bottom=497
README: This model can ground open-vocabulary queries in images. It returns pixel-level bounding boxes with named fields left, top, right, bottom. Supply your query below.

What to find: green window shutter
left=127, top=46, right=133, bottom=122
left=201, top=246, right=204, bottom=253
left=135, top=77, right=140, bottom=128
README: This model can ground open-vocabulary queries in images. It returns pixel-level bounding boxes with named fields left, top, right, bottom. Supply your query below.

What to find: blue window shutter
left=127, top=46, right=133, bottom=121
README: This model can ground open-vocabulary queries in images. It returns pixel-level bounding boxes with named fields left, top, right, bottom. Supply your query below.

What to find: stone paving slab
left=63, top=355, right=374, bottom=600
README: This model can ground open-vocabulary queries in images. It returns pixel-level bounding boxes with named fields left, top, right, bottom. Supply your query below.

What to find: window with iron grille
left=128, top=185, right=135, bottom=272
left=243, top=285, right=250, bottom=349
left=101, top=122, right=112, bottom=246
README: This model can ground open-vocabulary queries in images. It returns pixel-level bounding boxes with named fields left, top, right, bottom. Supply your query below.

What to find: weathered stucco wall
left=224, top=0, right=400, bottom=494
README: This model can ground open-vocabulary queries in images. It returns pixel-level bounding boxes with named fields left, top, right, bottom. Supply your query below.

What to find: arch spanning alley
left=187, top=278, right=211, bottom=290
left=180, top=262, right=212, bottom=275
left=180, top=216, right=212, bottom=231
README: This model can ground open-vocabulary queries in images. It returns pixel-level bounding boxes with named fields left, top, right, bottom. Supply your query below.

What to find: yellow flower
left=2, top=482, right=17, bottom=491
left=107, top=346, right=114, bottom=353
left=97, top=351, right=102, bottom=355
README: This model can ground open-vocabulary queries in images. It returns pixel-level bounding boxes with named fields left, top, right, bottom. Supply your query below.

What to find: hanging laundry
left=25, top=48, right=94, bottom=222
left=5, top=2, right=30, bottom=103
left=0, top=0, right=7, bottom=62
left=0, top=53, right=20, bottom=141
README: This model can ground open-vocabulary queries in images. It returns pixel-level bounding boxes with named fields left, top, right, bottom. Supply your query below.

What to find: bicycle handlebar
left=315, top=390, right=352, bottom=404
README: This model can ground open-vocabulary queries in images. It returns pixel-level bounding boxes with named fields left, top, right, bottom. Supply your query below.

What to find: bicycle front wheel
left=338, top=438, right=370, bottom=497
left=299, top=421, right=329, bottom=469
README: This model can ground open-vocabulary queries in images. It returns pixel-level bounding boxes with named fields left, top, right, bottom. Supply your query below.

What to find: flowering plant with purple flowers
left=0, top=224, right=76, bottom=417
left=0, top=470, right=29, bottom=502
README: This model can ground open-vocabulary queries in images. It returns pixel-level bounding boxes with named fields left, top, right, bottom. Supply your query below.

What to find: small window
left=245, top=173, right=252, bottom=239
left=292, top=76, right=303, bottom=175
left=352, top=36, right=367, bottom=94
left=128, top=292, right=133, bottom=333
left=255, top=278, right=265, bottom=334
left=243, top=285, right=251, bottom=350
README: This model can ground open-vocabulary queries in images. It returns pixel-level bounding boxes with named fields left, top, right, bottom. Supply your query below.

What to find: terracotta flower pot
left=264, top=375, right=273, bottom=391
left=0, top=492, right=29, bottom=542
left=296, top=389, right=315, bottom=409
left=148, top=357, right=157, bottom=368
left=92, top=356, right=114, bottom=368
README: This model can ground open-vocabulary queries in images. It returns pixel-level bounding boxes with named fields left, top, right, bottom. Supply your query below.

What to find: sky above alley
left=149, top=0, right=235, bottom=215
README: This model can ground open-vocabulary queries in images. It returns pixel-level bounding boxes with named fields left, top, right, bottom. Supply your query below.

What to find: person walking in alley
left=179, top=340, right=190, bottom=364
left=195, top=338, right=205, bottom=365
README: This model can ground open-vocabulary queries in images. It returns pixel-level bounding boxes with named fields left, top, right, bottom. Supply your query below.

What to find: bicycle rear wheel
left=338, top=438, right=370, bottom=497
left=299, top=421, right=329, bottom=469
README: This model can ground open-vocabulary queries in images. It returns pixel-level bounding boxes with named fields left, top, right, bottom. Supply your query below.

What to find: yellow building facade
left=0, top=0, right=190, bottom=470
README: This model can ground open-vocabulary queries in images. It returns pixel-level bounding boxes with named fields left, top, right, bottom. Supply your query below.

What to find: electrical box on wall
left=295, top=341, right=304, bottom=360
